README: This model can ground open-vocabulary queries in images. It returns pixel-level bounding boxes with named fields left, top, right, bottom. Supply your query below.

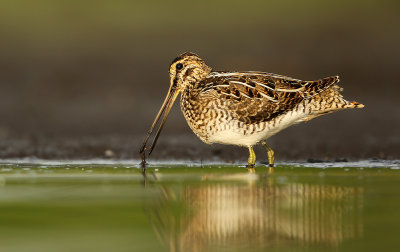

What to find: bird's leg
left=262, top=141, right=275, bottom=173
left=247, top=146, right=256, bottom=173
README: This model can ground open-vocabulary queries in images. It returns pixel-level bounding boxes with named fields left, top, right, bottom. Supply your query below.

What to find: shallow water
left=0, top=160, right=399, bottom=252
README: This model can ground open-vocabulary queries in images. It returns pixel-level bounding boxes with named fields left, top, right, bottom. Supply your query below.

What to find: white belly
left=208, top=104, right=309, bottom=147
left=209, top=129, right=269, bottom=147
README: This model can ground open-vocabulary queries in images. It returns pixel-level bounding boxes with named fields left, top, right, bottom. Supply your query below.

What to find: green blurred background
left=0, top=0, right=399, bottom=160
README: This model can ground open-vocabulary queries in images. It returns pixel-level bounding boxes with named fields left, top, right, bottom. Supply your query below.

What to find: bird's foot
left=246, top=164, right=256, bottom=173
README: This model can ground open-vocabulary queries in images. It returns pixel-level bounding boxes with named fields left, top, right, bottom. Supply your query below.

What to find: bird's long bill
left=139, top=86, right=180, bottom=157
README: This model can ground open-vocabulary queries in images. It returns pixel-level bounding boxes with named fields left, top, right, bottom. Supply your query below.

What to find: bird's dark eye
left=176, top=63, right=183, bottom=70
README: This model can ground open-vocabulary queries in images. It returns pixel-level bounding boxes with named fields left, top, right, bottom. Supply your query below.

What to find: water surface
left=0, top=160, right=399, bottom=252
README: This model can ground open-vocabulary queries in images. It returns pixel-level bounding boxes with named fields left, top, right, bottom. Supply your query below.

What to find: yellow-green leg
left=247, top=146, right=256, bottom=173
left=262, top=141, right=275, bottom=173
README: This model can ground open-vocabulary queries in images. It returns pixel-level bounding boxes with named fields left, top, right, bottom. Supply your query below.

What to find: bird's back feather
left=198, top=72, right=340, bottom=124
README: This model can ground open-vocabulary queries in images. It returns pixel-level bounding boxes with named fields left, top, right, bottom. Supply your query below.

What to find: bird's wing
left=198, top=71, right=339, bottom=124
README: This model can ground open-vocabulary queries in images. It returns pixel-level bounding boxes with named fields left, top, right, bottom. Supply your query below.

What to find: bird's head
left=139, top=52, right=211, bottom=160
left=168, top=52, right=212, bottom=91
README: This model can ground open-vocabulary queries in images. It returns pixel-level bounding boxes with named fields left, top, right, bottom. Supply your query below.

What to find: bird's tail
left=346, top=101, right=365, bottom=109
left=326, top=85, right=365, bottom=109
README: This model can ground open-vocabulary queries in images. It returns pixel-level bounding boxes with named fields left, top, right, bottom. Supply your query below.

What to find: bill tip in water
left=140, top=159, right=147, bottom=170
left=140, top=146, right=148, bottom=168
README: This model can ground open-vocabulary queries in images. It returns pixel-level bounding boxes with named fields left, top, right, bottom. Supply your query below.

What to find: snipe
left=139, top=52, right=364, bottom=172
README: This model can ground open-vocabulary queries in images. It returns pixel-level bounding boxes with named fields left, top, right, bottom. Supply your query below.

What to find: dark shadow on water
left=143, top=173, right=364, bottom=251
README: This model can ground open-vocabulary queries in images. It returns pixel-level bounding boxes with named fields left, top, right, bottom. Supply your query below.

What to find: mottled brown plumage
left=140, top=52, right=364, bottom=170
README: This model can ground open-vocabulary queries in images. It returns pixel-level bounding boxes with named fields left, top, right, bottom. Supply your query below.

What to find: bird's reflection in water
left=144, top=173, right=363, bottom=251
